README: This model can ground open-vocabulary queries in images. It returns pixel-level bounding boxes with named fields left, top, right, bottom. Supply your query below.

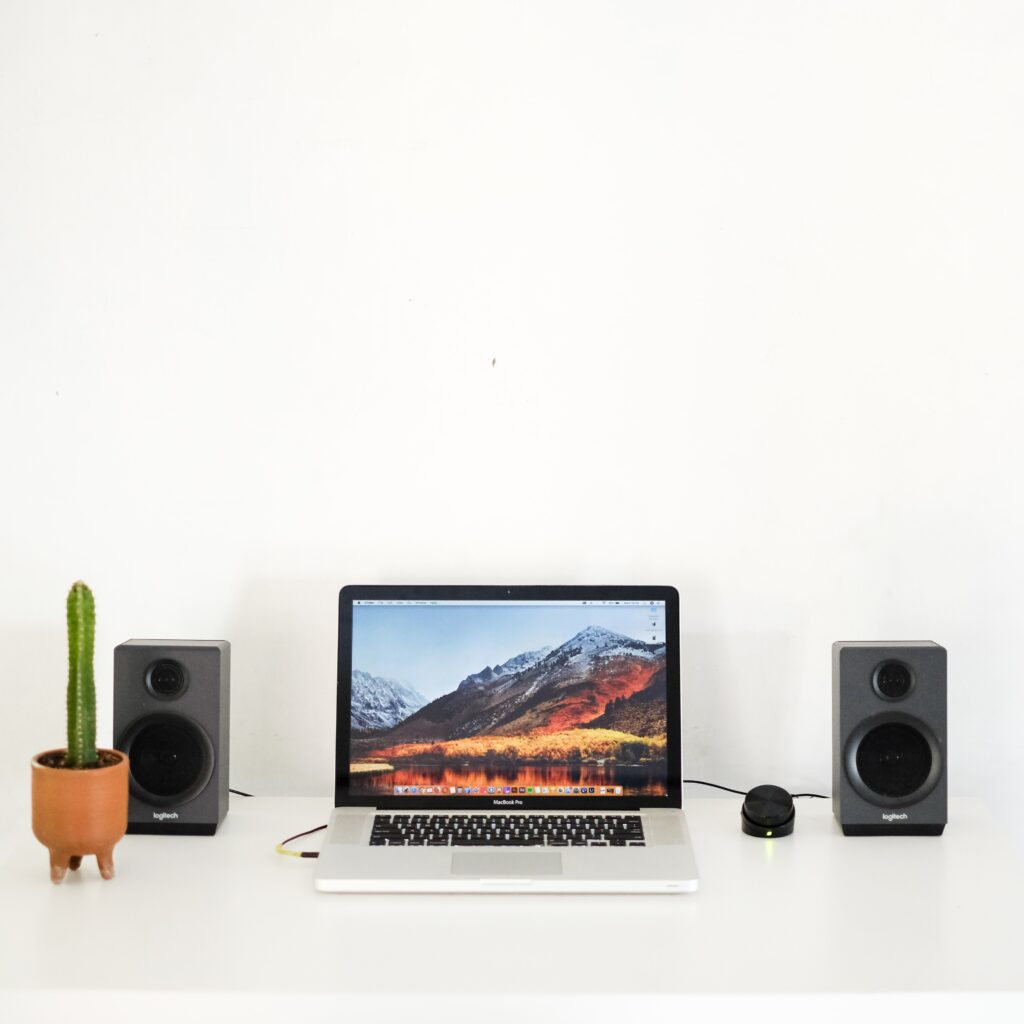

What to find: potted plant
left=31, top=581, right=129, bottom=883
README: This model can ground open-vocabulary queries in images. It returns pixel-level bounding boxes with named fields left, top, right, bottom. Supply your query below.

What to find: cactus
left=65, top=581, right=98, bottom=767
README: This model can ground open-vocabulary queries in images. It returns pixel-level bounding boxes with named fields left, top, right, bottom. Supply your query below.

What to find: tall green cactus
left=66, top=581, right=98, bottom=767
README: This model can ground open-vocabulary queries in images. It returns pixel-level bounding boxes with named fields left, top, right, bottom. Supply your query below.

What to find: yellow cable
left=276, top=824, right=327, bottom=858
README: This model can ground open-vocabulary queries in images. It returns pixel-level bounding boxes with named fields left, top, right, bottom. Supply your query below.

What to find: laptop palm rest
left=451, top=852, right=563, bottom=876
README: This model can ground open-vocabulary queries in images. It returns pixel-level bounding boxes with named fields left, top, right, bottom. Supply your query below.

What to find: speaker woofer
left=844, top=712, right=941, bottom=808
left=856, top=722, right=931, bottom=796
left=118, top=713, right=215, bottom=807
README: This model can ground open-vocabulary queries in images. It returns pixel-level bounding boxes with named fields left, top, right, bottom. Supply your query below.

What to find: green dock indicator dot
left=766, top=830, right=773, bottom=837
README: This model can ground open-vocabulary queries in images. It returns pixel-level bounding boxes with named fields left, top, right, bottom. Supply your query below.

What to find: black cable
left=683, top=779, right=747, bottom=796
left=230, top=791, right=327, bottom=859
left=277, top=823, right=327, bottom=858
left=228, top=789, right=326, bottom=859
left=685, top=779, right=829, bottom=799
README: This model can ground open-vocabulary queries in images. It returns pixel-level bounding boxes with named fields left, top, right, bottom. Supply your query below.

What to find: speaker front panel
left=114, top=640, right=230, bottom=835
left=832, top=642, right=947, bottom=836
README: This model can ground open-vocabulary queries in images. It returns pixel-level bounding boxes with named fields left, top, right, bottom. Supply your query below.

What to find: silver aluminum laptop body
left=315, top=586, right=699, bottom=894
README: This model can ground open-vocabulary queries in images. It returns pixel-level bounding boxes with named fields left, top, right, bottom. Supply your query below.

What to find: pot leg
left=68, top=855, right=83, bottom=871
left=96, top=847, right=115, bottom=880
left=49, top=850, right=70, bottom=884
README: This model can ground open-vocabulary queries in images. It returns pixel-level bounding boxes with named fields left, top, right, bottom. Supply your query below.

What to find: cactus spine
left=66, top=581, right=98, bottom=767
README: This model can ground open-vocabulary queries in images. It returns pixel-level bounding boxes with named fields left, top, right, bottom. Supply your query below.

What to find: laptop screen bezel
left=335, top=584, right=682, bottom=810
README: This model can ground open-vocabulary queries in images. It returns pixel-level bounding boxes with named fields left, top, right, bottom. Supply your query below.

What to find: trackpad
left=451, top=852, right=563, bottom=877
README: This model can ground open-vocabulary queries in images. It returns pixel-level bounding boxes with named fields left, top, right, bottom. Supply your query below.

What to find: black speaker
left=114, top=640, right=230, bottom=835
left=832, top=641, right=946, bottom=836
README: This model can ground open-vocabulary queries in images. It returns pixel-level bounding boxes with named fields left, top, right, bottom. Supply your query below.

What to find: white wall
left=3, top=2, right=1022, bottom=844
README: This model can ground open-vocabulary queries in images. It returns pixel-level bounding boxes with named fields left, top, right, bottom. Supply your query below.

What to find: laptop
left=314, top=585, right=699, bottom=893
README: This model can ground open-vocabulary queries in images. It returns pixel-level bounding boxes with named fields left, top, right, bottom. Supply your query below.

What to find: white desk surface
left=2, top=795, right=1022, bottom=1022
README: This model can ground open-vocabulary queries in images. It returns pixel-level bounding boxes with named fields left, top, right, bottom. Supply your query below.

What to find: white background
left=2, top=2, right=1022, bottom=845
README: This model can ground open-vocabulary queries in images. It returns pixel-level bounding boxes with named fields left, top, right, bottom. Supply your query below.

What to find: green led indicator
left=766, top=830, right=773, bottom=837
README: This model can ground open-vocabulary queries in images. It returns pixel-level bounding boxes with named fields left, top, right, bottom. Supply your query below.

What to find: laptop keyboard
left=369, top=813, right=646, bottom=847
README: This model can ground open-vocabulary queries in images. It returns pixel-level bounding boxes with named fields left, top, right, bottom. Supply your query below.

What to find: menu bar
left=356, top=600, right=664, bottom=607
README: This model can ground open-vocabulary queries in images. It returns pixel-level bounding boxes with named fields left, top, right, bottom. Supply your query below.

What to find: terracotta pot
left=31, top=748, right=129, bottom=884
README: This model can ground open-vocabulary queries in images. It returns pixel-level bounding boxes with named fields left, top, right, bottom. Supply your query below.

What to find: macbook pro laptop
left=315, top=585, right=699, bottom=893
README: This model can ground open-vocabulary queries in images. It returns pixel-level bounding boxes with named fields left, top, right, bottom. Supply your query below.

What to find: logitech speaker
left=832, top=641, right=946, bottom=836
left=114, top=640, right=230, bottom=835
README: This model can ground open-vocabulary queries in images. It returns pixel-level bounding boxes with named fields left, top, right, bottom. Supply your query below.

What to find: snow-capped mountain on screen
left=557, top=625, right=662, bottom=662
left=351, top=669, right=428, bottom=731
left=457, top=646, right=553, bottom=690
left=378, top=624, right=666, bottom=743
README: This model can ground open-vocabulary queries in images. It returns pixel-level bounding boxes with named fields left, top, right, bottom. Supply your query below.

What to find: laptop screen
left=341, top=592, right=675, bottom=805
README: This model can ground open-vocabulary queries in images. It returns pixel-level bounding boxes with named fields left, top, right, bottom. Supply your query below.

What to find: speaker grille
left=854, top=722, right=932, bottom=798
left=119, top=714, right=215, bottom=806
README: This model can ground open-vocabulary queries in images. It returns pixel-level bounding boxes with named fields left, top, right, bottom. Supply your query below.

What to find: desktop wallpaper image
left=348, top=602, right=669, bottom=797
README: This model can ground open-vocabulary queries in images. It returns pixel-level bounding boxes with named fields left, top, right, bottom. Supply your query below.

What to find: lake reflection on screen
left=351, top=762, right=666, bottom=796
